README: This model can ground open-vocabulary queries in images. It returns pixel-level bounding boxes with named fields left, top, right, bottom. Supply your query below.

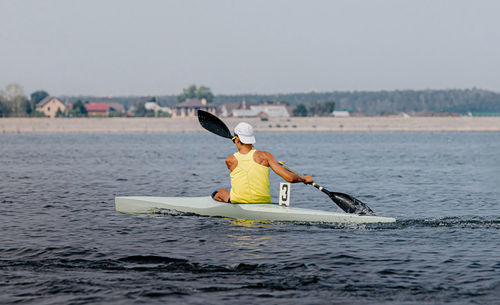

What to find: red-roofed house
left=89, top=100, right=125, bottom=114
left=84, top=104, right=110, bottom=117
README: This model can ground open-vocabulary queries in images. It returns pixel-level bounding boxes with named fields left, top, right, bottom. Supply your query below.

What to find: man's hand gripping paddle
left=197, top=110, right=375, bottom=215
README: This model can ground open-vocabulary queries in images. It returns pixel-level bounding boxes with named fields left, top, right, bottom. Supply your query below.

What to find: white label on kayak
left=279, top=182, right=291, bottom=207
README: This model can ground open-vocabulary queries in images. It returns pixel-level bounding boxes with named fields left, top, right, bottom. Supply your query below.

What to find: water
left=1, top=132, right=499, bottom=304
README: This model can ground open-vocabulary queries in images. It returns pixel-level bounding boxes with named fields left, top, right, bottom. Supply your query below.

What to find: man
left=213, top=122, right=313, bottom=203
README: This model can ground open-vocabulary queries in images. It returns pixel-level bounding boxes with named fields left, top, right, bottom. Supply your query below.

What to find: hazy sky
left=1, top=0, right=499, bottom=96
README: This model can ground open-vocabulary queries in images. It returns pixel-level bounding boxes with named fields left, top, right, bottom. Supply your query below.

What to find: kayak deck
left=115, top=196, right=396, bottom=224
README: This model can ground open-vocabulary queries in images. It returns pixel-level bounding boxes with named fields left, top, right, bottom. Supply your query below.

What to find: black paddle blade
left=197, top=110, right=233, bottom=139
left=330, top=192, right=374, bottom=216
left=313, top=183, right=375, bottom=215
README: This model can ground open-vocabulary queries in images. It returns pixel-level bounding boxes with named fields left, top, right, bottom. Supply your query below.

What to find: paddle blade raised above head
left=197, top=110, right=233, bottom=139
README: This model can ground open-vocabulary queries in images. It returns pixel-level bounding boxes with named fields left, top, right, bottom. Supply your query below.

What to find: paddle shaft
left=281, top=162, right=334, bottom=195
left=279, top=162, right=373, bottom=215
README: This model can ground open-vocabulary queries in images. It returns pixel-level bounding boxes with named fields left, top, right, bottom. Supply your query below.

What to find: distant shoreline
left=1, top=117, right=500, bottom=134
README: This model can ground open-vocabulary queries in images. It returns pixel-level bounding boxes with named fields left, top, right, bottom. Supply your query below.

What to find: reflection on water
left=227, top=218, right=273, bottom=228
left=226, top=234, right=273, bottom=258
left=225, top=219, right=274, bottom=258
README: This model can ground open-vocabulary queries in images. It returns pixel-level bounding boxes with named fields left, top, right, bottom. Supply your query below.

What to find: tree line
left=292, top=101, right=336, bottom=117
left=56, top=87, right=500, bottom=116
left=215, top=89, right=500, bottom=115
left=0, top=83, right=49, bottom=117
left=59, top=84, right=215, bottom=112
left=0, top=84, right=92, bottom=118
left=3, top=83, right=500, bottom=117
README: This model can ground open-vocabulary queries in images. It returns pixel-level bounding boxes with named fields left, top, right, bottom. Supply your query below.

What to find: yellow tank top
left=230, top=149, right=271, bottom=203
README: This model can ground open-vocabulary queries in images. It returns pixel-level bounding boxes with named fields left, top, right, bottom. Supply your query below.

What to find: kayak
left=115, top=196, right=396, bottom=224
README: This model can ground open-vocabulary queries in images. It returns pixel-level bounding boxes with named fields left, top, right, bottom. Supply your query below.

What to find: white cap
left=234, top=122, right=256, bottom=144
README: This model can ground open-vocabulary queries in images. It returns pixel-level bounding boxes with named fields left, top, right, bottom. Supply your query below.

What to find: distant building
left=218, top=101, right=249, bottom=117
left=232, top=108, right=260, bottom=117
left=145, top=102, right=172, bottom=116
left=252, top=104, right=290, bottom=118
left=286, top=105, right=297, bottom=117
left=232, top=104, right=290, bottom=118
left=332, top=111, right=350, bottom=117
left=89, top=100, right=125, bottom=114
left=35, top=97, right=66, bottom=118
left=171, top=98, right=216, bottom=118
left=84, top=104, right=109, bottom=117
left=144, top=102, right=159, bottom=111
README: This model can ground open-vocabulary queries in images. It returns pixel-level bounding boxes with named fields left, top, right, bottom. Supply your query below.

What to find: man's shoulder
left=255, top=150, right=272, bottom=157
left=254, top=150, right=274, bottom=163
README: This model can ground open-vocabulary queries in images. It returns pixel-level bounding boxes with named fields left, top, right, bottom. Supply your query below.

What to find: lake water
left=1, top=132, right=499, bottom=304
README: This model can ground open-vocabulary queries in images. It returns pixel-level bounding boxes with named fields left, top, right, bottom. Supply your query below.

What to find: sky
left=1, top=0, right=499, bottom=96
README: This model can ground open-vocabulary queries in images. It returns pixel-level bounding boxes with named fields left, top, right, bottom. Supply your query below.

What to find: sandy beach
left=1, top=117, right=499, bottom=134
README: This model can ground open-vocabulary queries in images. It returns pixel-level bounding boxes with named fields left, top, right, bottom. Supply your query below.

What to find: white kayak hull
left=115, top=196, right=396, bottom=224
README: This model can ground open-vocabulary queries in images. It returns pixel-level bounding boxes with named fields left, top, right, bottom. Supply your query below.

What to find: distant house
left=144, top=102, right=160, bottom=111
left=145, top=102, right=172, bottom=116
left=232, top=108, right=260, bottom=117
left=89, top=100, right=125, bottom=114
left=252, top=104, right=290, bottom=118
left=218, top=101, right=249, bottom=117
left=286, top=105, right=297, bottom=117
left=232, top=104, right=290, bottom=118
left=35, top=97, right=66, bottom=118
left=332, top=111, right=350, bottom=117
left=171, top=98, right=216, bottom=118
left=84, top=104, right=109, bottom=117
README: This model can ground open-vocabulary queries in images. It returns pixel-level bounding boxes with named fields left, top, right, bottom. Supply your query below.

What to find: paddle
left=197, top=109, right=233, bottom=139
left=197, top=110, right=375, bottom=215
left=277, top=162, right=374, bottom=215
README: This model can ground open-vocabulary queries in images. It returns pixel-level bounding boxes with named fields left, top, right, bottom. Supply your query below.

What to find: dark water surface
left=1, top=132, right=499, bottom=304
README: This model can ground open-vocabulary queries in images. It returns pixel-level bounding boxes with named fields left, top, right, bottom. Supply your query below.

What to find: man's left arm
left=264, top=151, right=313, bottom=184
